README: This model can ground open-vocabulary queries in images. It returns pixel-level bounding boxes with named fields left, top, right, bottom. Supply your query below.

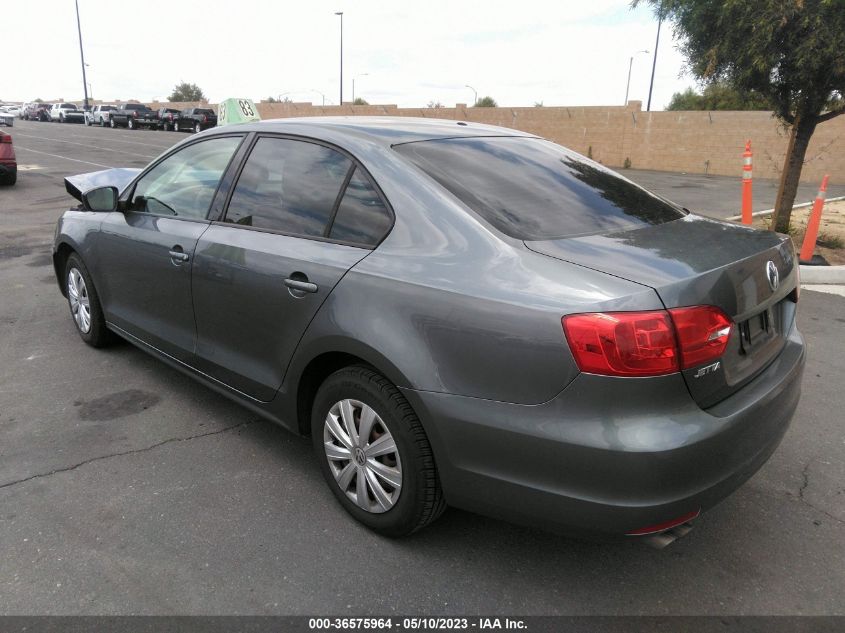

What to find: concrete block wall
left=59, top=97, right=844, bottom=184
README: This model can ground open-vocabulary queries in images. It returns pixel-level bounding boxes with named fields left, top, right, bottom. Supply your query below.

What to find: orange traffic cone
left=741, top=140, right=753, bottom=225
left=799, top=175, right=830, bottom=264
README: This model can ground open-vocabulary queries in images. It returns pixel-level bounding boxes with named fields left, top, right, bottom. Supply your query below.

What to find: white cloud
left=5, top=0, right=695, bottom=109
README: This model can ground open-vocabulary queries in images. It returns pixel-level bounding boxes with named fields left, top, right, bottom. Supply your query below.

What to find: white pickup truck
left=50, top=103, right=85, bottom=123
left=85, top=104, right=117, bottom=127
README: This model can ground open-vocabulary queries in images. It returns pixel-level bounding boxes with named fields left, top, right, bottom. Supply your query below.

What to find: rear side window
left=329, top=168, right=392, bottom=246
left=394, top=137, right=685, bottom=240
left=225, top=137, right=352, bottom=237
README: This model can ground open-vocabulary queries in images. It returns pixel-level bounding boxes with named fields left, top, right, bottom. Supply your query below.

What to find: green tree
left=168, top=82, right=206, bottom=102
left=635, top=0, right=845, bottom=233
left=265, top=96, right=278, bottom=103
left=534, top=101, right=544, bottom=107
left=427, top=100, right=445, bottom=108
left=474, top=96, right=497, bottom=107
left=353, top=97, right=369, bottom=105
left=666, top=82, right=772, bottom=110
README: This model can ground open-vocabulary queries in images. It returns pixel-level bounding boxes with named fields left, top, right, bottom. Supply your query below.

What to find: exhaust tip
left=639, top=521, right=695, bottom=549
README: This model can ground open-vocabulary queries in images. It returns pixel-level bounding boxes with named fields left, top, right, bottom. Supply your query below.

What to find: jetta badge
left=766, top=261, right=779, bottom=292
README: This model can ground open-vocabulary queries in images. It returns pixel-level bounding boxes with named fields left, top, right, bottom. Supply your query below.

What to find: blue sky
left=6, top=0, right=696, bottom=109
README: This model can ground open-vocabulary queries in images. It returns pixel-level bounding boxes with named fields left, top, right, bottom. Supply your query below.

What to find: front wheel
left=174, top=121, right=180, bottom=132
left=128, top=118, right=135, bottom=130
left=110, top=118, right=116, bottom=128
left=312, top=366, right=446, bottom=536
left=194, top=123, right=201, bottom=134
left=64, top=253, right=112, bottom=347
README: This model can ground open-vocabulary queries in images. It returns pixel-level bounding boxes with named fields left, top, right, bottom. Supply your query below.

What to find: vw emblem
left=766, top=261, right=779, bottom=292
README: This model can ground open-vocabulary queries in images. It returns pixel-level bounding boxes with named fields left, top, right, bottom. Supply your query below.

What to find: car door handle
left=284, top=278, right=318, bottom=294
left=168, top=250, right=190, bottom=262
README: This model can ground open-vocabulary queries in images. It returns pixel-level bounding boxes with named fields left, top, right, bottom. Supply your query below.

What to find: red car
left=0, top=131, right=17, bottom=185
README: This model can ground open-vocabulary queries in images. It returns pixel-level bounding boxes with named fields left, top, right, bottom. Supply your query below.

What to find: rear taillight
left=562, top=311, right=678, bottom=377
left=668, top=306, right=732, bottom=369
left=562, top=305, right=733, bottom=377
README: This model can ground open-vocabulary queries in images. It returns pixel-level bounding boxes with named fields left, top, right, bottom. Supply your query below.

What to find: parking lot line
left=11, top=133, right=158, bottom=159
left=13, top=145, right=112, bottom=168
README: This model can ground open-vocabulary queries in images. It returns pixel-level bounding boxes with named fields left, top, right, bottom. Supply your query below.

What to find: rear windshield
left=394, top=137, right=686, bottom=240
left=126, top=104, right=149, bottom=110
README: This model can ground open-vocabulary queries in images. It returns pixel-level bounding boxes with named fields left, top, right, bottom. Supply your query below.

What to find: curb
left=800, top=265, right=845, bottom=285
left=725, top=195, right=845, bottom=222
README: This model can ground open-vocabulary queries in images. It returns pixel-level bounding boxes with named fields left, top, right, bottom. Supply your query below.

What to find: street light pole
left=75, top=0, right=90, bottom=110
left=646, top=17, right=662, bottom=111
left=311, top=89, right=326, bottom=106
left=352, top=73, right=368, bottom=103
left=335, top=12, right=344, bottom=104
left=624, top=50, right=649, bottom=105
left=465, top=84, right=477, bottom=106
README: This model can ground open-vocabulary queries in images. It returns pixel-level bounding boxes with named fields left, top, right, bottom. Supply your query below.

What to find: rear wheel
left=64, top=253, right=112, bottom=347
left=110, top=118, right=116, bottom=128
left=194, top=122, right=201, bottom=134
left=311, top=366, right=446, bottom=536
left=174, top=121, right=180, bottom=132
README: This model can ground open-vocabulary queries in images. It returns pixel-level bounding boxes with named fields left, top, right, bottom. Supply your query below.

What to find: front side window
left=224, top=137, right=352, bottom=237
left=129, top=136, right=242, bottom=220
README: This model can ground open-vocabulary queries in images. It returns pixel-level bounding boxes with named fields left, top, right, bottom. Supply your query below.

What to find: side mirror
left=82, top=186, right=119, bottom=212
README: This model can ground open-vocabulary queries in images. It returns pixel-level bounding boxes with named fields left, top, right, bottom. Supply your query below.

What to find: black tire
left=64, top=253, right=112, bottom=348
left=110, top=118, right=116, bottom=128
left=100, top=117, right=105, bottom=127
left=0, top=170, right=15, bottom=186
left=128, top=118, right=135, bottom=130
left=311, top=366, right=446, bottom=536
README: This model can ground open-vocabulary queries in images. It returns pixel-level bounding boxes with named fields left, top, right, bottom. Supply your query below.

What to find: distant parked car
left=86, top=105, right=117, bottom=127
left=1, top=105, right=22, bottom=118
left=110, top=103, right=153, bottom=129
left=0, top=110, right=14, bottom=127
left=29, top=103, right=53, bottom=122
left=0, top=130, right=16, bottom=185
left=174, top=107, right=217, bottom=133
left=156, top=108, right=182, bottom=131
left=50, top=103, right=85, bottom=123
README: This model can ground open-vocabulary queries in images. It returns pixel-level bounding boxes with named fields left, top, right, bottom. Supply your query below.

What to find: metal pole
left=335, top=12, right=344, bottom=104
left=75, top=0, right=90, bottom=110
left=647, top=17, right=662, bottom=111
left=624, top=57, right=633, bottom=105
left=465, top=84, right=477, bottom=106
left=352, top=78, right=355, bottom=103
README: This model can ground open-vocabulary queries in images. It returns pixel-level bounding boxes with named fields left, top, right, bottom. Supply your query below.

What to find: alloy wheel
left=67, top=268, right=92, bottom=334
left=323, top=399, right=403, bottom=513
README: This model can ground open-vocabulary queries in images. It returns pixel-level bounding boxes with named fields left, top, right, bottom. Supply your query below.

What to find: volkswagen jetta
left=52, top=117, right=805, bottom=537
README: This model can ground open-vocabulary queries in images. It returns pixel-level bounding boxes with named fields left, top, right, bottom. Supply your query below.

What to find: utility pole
left=647, top=16, right=662, bottom=111
left=335, top=12, right=344, bottom=104
left=75, top=0, right=90, bottom=110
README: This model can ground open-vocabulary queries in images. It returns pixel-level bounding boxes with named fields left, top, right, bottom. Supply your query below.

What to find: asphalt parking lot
left=1, top=119, right=844, bottom=615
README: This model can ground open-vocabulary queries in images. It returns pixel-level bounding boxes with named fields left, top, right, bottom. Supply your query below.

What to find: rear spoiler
left=64, top=168, right=141, bottom=202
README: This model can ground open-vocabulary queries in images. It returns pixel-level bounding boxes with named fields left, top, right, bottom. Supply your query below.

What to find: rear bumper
left=402, top=325, right=805, bottom=536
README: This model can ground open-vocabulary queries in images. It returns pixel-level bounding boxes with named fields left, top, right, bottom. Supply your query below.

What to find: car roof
left=212, top=116, right=537, bottom=147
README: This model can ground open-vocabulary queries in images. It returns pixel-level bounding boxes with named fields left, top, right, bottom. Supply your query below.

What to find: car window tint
left=394, top=137, right=686, bottom=240
left=225, top=137, right=352, bottom=237
left=329, top=168, right=392, bottom=246
left=129, top=136, right=242, bottom=220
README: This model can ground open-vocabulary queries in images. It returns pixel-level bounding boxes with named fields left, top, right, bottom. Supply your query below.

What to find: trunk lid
left=526, top=215, right=799, bottom=408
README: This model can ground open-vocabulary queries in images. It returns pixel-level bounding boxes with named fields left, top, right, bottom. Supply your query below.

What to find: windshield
left=394, top=137, right=686, bottom=240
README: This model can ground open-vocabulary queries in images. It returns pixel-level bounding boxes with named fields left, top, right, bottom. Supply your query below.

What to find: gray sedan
left=52, top=117, right=804, bottom=538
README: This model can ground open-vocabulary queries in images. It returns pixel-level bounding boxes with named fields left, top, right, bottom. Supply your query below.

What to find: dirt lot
left=748, top=199, right=845, bottom=265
